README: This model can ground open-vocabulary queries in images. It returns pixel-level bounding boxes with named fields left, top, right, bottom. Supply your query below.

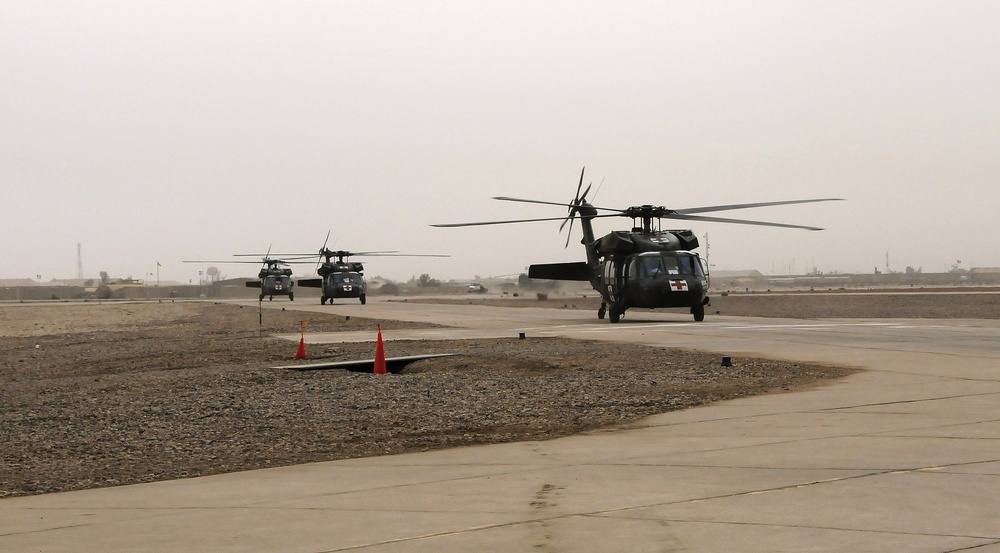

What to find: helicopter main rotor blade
left=674, top=198, right=844, bottom=215
left=432, top=213, right=621, bottom=228
left=662, top=213, right=827, bottom=231
left=184, top=259, right=289, bottom=265
left=182, top=260, right=271, bottom=264
left=357, top=253, right=450, bottom=257
left=492, top=196, right=625, bottom=213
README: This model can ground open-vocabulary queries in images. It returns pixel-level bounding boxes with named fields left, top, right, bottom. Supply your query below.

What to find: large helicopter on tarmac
left=284, top=233, right=449, bottom=305
left=244, top=257, right=295, bottom=301
left=434, top=168, right=842, bottom=323
left=183, top=253, right=296, bottom=301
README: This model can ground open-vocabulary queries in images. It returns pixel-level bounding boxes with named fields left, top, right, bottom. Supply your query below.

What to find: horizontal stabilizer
left=245, top=281, right=261, bottom=288
left=298, top=278, right=323, bottom=288
left=528, top=261, right=591, bottom=281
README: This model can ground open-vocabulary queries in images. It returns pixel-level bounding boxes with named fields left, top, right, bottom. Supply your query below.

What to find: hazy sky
left=4, top=1, right=999, bottom=283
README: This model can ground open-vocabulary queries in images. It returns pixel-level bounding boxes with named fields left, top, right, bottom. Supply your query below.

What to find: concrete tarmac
left=3, top=298, right=1000, bottom=552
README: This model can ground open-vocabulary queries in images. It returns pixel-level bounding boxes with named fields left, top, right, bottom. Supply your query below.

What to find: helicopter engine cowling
left=596, top=230, right=699, bottom=256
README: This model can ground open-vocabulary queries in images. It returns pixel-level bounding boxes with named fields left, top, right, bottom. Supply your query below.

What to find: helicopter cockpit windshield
left=333, top=273, right=362, bottom=285
left=264, top=275, right=291, bottom=287
left=632, top=252, right=705, bottom=279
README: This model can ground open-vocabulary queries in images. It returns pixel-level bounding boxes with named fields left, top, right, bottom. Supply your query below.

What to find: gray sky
left=4, top=1, right=999, bottom=283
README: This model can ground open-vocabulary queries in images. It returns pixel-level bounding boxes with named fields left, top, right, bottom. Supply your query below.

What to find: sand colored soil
left=0, top=298, right=865, bottom=497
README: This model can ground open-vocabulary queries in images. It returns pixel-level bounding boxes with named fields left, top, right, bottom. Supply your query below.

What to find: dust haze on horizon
left=3, top=2, right=999, bottom=285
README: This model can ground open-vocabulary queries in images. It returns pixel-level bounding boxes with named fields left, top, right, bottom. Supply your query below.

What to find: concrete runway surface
left=3, top=298, right=1000, bottom=552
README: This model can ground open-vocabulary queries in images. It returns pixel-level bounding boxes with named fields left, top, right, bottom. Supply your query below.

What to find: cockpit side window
left=677, top=255, right=704, bottom=276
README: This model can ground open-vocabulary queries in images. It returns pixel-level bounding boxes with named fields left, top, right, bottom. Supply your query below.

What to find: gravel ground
left=0, top=299, right=860, bottom=498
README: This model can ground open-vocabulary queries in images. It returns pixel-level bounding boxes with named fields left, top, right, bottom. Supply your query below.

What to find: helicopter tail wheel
left=360, top=293, right=367, bottom=305
left=692, top=304, right=705, bottom=322
left=597, top=302, right=606, bottom=320
left=609, top=303, right=621, bottom=323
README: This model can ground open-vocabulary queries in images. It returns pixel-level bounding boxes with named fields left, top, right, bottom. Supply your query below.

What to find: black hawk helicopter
left=434, top=168, right=842, bottom=323
left=245, top=257, right=295, bottom=301
left=286, top=233, right=449, bottom=305
left=298, top=248, right=370, bottom=305
left=184, top=253, right=296, bottom=301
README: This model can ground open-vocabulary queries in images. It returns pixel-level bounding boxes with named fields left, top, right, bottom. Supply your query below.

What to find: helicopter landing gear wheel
left=289, top=292, right=294, bottom=301
left=360, top=293, right=366, bottom=305
left=259, top=293, right=264, bottom=301
left=320, top=295, right=326, bottom=305
left=609, top=303, right=622, bottom=323
left=692, top=304, right=705, bottom=322
left=269, top=296, right=273, bottom=301
left=597, top=302, right=606, bottom=320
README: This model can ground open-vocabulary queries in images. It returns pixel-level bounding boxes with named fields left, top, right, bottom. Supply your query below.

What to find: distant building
left=0, top=278, right=42, bottom=287
left=969, top=267, right=1000, bottom=284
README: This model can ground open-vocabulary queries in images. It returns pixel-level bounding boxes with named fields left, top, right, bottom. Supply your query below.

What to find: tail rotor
left=315, top=230, right=331, bottom=273
left=559, top=167, right=592, bottom=248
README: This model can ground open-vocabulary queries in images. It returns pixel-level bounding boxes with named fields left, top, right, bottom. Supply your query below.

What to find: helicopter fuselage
left=299, top=261, right=368, bottom=304
left=598, top=250, right=709, bottom=319
left=528, top=210, right=711, bottom=322
left=246, top=267, right=295, bottom=301
left=321, top=270, right=366, bottom=303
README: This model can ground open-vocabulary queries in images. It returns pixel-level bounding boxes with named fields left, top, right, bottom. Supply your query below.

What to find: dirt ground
left=0, top=297, right=879, bottom=498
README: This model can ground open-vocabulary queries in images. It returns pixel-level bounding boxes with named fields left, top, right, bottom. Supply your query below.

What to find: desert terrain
left=4, top=290, right=993, bottom=498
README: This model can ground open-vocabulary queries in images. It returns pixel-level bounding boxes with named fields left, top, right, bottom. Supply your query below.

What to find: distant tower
left=77, top=243, right=83, bottom=279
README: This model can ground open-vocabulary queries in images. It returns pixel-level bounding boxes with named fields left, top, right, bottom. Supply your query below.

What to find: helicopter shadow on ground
left=605, top=316, right=705, bottom=325
left=550, top=310, right=707, bottom=326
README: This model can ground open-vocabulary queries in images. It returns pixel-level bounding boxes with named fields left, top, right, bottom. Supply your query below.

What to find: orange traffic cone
left=374, top=324, right=386, bottom=374
left=294, top=321, right=308, bottom=359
